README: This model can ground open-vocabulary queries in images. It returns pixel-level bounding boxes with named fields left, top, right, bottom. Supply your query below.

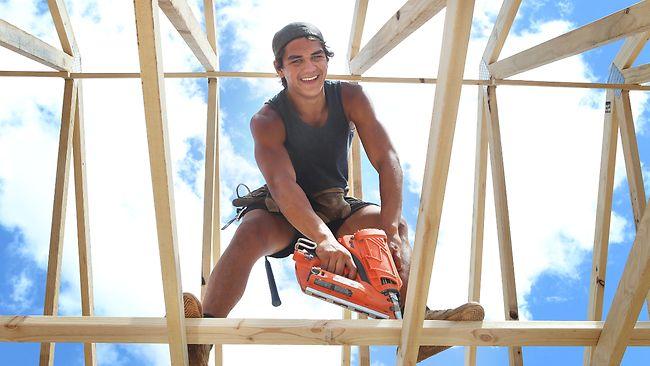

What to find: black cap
left=272, top=22, right=324, bottom=59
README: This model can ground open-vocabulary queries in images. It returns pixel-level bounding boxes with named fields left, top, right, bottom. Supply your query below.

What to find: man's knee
left=228, top=211, right=292, bottom=258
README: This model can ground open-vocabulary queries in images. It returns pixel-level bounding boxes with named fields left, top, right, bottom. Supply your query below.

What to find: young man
left=184, top=22, right=484, bottom=365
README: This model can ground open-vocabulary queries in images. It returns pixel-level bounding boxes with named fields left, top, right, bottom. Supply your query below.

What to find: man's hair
left=274, top=36, right=334, bottom=89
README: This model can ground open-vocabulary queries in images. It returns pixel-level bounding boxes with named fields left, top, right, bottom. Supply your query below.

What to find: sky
left=0, top=0, right=649, bottom=365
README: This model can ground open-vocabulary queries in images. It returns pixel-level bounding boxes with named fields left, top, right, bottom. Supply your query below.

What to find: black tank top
left=266, top=81, right=352, bottom=195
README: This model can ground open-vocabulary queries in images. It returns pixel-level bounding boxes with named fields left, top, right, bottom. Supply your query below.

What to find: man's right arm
left=250, top=106, right=357, bottom=278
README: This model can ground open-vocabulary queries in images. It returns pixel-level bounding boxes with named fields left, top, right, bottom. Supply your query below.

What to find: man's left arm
left=341, top=83, right=404, bottom=265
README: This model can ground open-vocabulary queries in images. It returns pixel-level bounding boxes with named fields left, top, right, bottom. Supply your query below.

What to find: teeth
left=301, top=75, right=318, bottom=81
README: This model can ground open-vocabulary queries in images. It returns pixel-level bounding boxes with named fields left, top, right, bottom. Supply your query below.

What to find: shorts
left=239, top=196, right=377, bottom=258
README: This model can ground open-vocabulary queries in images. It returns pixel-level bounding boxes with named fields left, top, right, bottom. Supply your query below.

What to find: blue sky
left=1, top=0, right=649, bottom=365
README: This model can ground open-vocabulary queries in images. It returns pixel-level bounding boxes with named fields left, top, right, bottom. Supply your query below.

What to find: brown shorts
left=240, top=197, right=377, bottom=258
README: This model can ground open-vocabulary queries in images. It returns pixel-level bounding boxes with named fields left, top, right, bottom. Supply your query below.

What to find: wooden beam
left=349, top=0, right=446, bottom=75
left=4, top=317, right=650, bottom=346
left=616, top=91, right=647, bottom=231
left=583, top=33, right=649, bottom=366
left=346, top=2, right=369, bottom=363
left=0, top=20, right=74, bottom=71
left=158, top=0, right=219, bottom=71
left=5, top=70, right=650, bottom=90
left=482, top=0, right=522, bottom=63
left=47, top=0, right=79, bottom=57
left=72, top=84, right=96, bottom=366
left=623, top=62, right=650, bottom=85
left=201, top=1, right=222, bottom=365
left=591, top=198, right=650, bottom=365
left=465, top=90, right=489, bottom=366
left=615, top=91, right=650, bottom=319
left=133, top=1, right=188, bottom=365
left=488, top=1, right=650, bottom=78
left=397, top=1, right=475, bottom=364
left=39, top=79, right=78, bottom=366
left=584, top=90, right=619, bottom=366
left=347, top=0, right=369, bottom=68
left=484, top=86, right=523, bottom=366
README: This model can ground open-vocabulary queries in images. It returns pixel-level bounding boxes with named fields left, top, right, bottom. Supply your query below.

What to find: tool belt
left=223, top=184, right=351, bottom=230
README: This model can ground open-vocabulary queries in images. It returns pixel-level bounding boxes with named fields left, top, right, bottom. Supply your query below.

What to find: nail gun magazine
left=293, top=228, right=403, bottom=319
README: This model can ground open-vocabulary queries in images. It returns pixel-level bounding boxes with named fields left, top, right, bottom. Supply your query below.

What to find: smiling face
left=275, top=37, right=329, bottom=98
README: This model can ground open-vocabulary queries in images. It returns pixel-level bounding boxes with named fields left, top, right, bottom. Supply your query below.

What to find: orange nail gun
left=293, top=228, right=403, bottom=319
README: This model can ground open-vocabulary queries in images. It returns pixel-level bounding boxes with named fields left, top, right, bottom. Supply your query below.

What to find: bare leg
left=202, top=210, right=296, bottom=317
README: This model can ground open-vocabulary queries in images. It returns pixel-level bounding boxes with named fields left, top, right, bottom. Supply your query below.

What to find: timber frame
left=1, top=1, right=649, bottom=365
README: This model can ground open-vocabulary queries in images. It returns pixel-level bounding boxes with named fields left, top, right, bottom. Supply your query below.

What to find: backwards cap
left=272, top=22, right=325, bottom=58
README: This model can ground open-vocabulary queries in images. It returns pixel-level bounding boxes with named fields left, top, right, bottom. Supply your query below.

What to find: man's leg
left=202, top=209, right=297, bottom=317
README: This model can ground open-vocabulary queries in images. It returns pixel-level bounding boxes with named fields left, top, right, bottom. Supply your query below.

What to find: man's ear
left=274, top=61, right=284, bottom=78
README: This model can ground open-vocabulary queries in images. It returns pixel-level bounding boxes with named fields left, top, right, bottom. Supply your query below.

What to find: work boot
left=183, top=292, right=212, bottom=366
left=417, top=302, right=484, bottom=362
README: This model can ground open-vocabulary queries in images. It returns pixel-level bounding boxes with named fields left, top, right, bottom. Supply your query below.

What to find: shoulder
left=250, top=104, right=285, bottom=145
left=340, top=82, right=372, bottom=121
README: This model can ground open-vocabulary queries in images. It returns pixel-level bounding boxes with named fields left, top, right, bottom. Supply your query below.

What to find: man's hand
left=387, top=232, right=403, bottom=272
left=315, top=239, right=358, bottom=280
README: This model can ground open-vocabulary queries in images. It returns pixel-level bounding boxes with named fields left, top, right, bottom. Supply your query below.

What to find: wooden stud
left=47, top=0, right=79, bottom=56
left=591, top=198, right=650, bottom=365
left=482, top=0, right=522, bottom=64
left=468, top=0, right=522, bottom=362
left=623, top=62, right=650, bottom=84
left=201, top=1, right=222, bottom=365
left=615, top=91, right=647, bottom=234
left=39, top=78, right=78, bottom=366
left=346, top=2, right=369, bottom=363
left=72, top=83, right=97, bottom=366
left=397, top=1, right=476, bottom=364
left=465, top=90, right=489, bottom=366
left=133, top=1, right=188, bottom=365
left=484, top=86, right=523, bottom=366
left=488, top=1, right=650, bottom=78
left=615, top=91, right=650, bottom=318
left=0, top=20, right=74, bottom=71
left=584, top=89, right=619, bottom=366
left=3, top=317, right=650, bottom=346
left=349, top=0, right=446, bottom=75
left=158, top=0, right=218, bottom=71
left=583, top=33, right=649, bottom=365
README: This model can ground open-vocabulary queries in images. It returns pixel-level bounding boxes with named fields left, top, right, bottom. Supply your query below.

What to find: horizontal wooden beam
left=488, top=1, right=650, bottom=78
left=0, top=19, right=74, bottom=71
left=2, top=317, right=650, bottom=346
left=349, top=0, right=445, bottom=75
left=2, top=71, right=650, bottom=91
left=158, top=0, right=218, bottom=71
left=623, top=62, right=650, bottom=84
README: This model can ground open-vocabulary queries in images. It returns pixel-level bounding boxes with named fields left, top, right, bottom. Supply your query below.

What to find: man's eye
left=312, top=55, right=324, bottom=60
left=291, top=59, right=302, bottom=64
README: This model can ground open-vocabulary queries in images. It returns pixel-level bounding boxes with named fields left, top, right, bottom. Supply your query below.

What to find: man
left=184, top=22, right=484, bottom=365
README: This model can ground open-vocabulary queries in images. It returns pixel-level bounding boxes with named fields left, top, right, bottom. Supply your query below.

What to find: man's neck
left=286, top=87, right=327, bottom=123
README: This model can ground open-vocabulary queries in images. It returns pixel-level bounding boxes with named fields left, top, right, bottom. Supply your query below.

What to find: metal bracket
left=479, top=59, right=491, bottom=90
left=608, top=63, right=625, bottom=97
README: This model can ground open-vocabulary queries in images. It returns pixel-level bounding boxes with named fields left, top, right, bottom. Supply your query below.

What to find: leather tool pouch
left=227, top=184, right=350, bottom=226
left=231, top=184, right=279, bottom=213
left=310, top=187, right=351, bottom=224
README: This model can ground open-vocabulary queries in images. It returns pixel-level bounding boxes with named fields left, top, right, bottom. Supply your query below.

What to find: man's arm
left=342, top=83, right=405, bottom=265
left=250, top=106, right=357, bottom=278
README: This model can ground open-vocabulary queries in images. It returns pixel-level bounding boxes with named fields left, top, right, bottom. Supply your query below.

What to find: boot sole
left=417, top=302, right=485, bottom=362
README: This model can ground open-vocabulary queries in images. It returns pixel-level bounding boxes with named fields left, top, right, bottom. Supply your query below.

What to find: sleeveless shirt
left=266, top=81, right=352, bottom=195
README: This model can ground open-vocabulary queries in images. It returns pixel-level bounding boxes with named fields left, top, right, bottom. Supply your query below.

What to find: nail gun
left=293, top=228, right=403, bottom=319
